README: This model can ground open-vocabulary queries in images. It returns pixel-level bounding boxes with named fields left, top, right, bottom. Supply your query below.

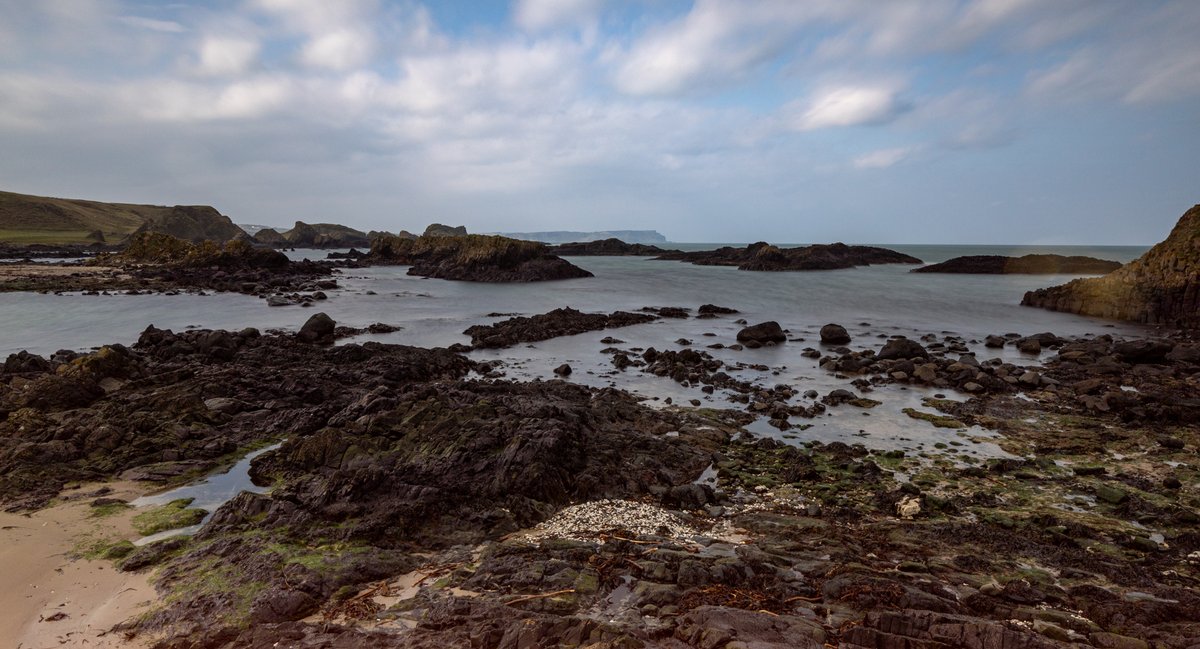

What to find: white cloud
left=299, top=27, right=373, bottom=70
left=787, top=85, right=907, bottom=131
left=514, top=0, right=601, bottom=31
left=252, top=0, right=377, bottom=70
left=194, top=36, right=260, bottom=76
left=118, top=15, right=186, bottom=33
left=853, top=147, right=914, bottom=169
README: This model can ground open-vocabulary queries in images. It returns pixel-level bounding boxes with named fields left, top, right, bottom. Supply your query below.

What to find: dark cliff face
left=914, top=254, right=1122, bottom=274
left=1022, top=205, right=1200, bottom=327
left=367, top=233, right=593, bottom=282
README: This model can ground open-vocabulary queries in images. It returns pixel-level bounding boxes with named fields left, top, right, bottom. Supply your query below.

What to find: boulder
left=820, top=323, right=851, bottom=345
left=297, top=312, right=335, bottom=344
left=736, top=321, right=786, bottom=345
left=877, top=337, right=929, bottom=361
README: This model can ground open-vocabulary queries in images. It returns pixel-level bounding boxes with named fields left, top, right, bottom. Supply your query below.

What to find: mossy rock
left=132, top=498, right=207, bottom=536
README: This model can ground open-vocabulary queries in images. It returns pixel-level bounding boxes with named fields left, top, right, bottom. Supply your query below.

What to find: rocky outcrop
left=914, top=254, right=1122, bottom=274
left=423, top=223, right=468, bottom=237
left=100, top=232, right=288, bottom=269
left=655, top=242, right=921, bottom=271
left=367, top=233, right=593, bottom=282
left=131, top=206, right=246, bottom=243
left=251, top=228, right=286, bottom=246
left=1022, top=205, right=1200, bottom=327
left=548, top=238, right=674, bottom=256
left=282, top=221, right=371, bottom=248
left=464, top=307, right=657, bottom=348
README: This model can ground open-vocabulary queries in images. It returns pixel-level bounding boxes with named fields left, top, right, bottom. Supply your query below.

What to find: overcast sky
left=1, top=0, right=1197, bottom=244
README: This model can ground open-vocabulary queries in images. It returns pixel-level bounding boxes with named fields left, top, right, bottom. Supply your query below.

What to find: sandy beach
left=0, top=482, right=157, bottom=649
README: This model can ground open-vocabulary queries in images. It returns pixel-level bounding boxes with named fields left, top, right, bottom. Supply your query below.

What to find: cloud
left=611, top=0, right=823, bottom=96
left=786, top=85, right=908, bottom=130
left=118, top=15, right=186, bottom=33
left=299, top=27, right=373, bottom=70
left=853, top=146, right=915, bottom=169
left=252, top=0, right=377, bottom=70
left=514, top=0, right=601, bottom=31
left=194, top=36, right=260, bottom=76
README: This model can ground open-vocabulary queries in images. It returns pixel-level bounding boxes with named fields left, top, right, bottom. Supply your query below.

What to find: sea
left=0, top=243, right=1152, bottom=475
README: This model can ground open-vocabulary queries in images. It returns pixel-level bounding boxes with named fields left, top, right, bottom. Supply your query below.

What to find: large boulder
left=877, top=337, right=929, bottom=361
left=297, top=312, right=335, bottom=344
left=820, top=323, right=851, bottom=345
left=737, top=321, right=786, bottom=345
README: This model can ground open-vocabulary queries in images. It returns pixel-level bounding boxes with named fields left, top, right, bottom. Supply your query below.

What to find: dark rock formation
left=367, top=233, right=593, bottom=282
left=99, top=232, right=289, bottom=270
left=131, top=206, right=246, bottom=243
left=548, top=238, right=673, bottom=256
left=914, top=254, right=1122, bottom=274
left=655, top=241, right=921, bottom=271
left=1023, top=205, right=1200, bottom=327
left=297, top=312, right=335, bottom=344
left=877, top=337, right=929, bottom=361
left=737, top=321, right=786, bottom=345
left=820, top=323, right=851, bottom=344
left=251, top=228, right=286, bottom=246
left=282, top=222, right=370, bottom=248
left=0, top=328, right=474, bottom=509
left=464, top=307, right=656, bottom=348
left=423, top=223, right=468, bottom=237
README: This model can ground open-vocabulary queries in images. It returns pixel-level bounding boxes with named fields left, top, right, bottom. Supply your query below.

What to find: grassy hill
left=0, top=190, right=244, bottom=244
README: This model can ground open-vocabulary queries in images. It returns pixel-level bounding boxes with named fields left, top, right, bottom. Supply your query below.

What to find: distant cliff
left=494, top=230, right=668, bottom=244
left=1022, top=205, right=1200, bottom=327
left=0, top=190, right=243, bottom=244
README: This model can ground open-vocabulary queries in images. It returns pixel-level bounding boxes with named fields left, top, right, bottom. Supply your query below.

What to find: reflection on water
left=130, top=443, right=281, bottom=545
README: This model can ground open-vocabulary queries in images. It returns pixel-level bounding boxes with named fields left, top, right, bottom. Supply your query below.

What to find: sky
left=1, top=0, right=1198, bottom=244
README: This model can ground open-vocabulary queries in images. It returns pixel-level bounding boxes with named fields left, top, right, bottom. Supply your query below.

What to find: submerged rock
left=914, top=254, right=1121, bottom=274
left=655, top=241, right=922, bottom=271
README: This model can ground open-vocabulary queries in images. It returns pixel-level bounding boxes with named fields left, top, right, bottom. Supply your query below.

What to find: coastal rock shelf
left=1023, top=204, right=1200, bottom=326
left=654, top=241, right=922, bottom=271
left=914, top=254, right=1122, bottom=274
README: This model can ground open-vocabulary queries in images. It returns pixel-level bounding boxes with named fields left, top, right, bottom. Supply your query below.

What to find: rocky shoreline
left=0, top=308, right=1195, bottom=648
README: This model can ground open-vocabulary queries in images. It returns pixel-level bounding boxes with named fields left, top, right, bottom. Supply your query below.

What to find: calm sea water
left=0, top=244, right=1151, bottom=456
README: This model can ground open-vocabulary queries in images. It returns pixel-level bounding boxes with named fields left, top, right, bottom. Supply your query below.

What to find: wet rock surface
left=3, top=321, right=1199, bottom=649
left=463, top=307, right=658, bottom=349
left=655, top=241, right=922, bottom=271
left=0, top=326, right=473, bottom=510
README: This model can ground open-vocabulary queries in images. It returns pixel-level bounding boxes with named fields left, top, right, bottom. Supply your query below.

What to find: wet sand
left=0, top=482, right=157, bottom=649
